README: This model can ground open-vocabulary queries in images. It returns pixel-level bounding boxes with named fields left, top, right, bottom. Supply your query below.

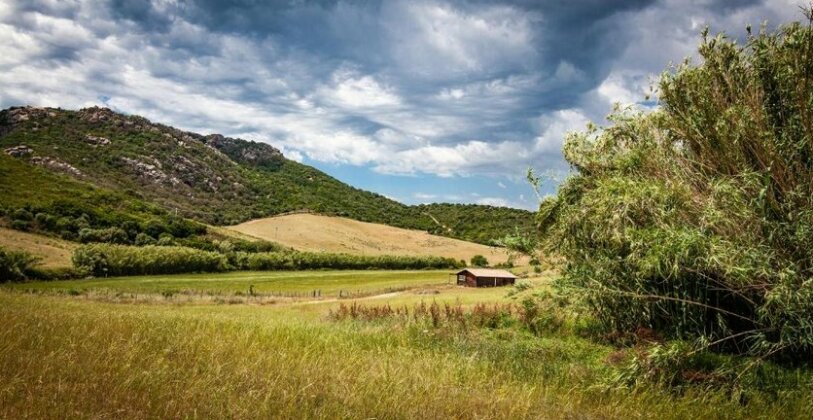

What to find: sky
left=0, top=0, right=800, bottom=210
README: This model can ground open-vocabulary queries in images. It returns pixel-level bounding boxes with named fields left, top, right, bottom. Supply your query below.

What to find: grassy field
left=229, top=213, right=520, bottom=264
left=6, top=270, right=454, bottom=298
left=0, top=226, right=76, bottom=268
left=2, top=271, right=812, bottom=419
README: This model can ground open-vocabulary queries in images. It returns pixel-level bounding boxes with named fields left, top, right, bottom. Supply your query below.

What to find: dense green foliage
left=413, top=203, right=536, bottom=245
left=72, top=244, right=462, bottom=277
left=241, top=251, right=461, bottom=271
left=0, top=246, right=38, bottom=282
left=0, top=108, right=532, bottom=244
left=470, top=255, right=488, bottom=267
left=73, top=244, right=229, bottom=277
left=0, top=154, right=208, bottom=243
left=538, top=18, right=813, bottom=360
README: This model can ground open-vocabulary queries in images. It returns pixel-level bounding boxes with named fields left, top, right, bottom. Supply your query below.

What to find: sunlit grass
left=5, top=270, right=453, bottom=296
left=1, top=272, right=811, bottom=418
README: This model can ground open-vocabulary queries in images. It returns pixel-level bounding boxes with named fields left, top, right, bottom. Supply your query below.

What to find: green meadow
left=2, top=271, right=811, bottom=419
left=5, top=270, right=451, bottom=297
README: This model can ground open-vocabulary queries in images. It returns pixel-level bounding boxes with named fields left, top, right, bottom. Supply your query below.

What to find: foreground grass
left=2, top=281, right=812, bottom=418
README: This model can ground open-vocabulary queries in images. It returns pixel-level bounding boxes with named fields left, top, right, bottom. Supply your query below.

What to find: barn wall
left=473, top=277, right=516, bottom=287
left=456, top=271, right=517, bottom=287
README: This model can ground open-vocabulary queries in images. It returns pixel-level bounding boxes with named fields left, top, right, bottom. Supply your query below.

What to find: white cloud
left=438, top=88, right=465, bottom=100
left=0, top=2, right=11, bottom=20
left=414, top=192, right=465, bottom=203
left=282, top=148, right=304, bottom=162
left=475, top=197, right=510, bottom=207
left=382, top=0, right=539, bottom=80
left=533, top=109, right=590, bottom=154
left=0, top=0, right=798, bottom=191
left=323, top=69, right=401, bottom=108
left=291, top=131, right=387, bottom=166
left=597, top=72, right=649, bottom=106
left=0, top=23, right=43, bottom=68
left=21, top=12, right=96, bottom=50
left=374, top=128, right=425, bottom=147
left=374, top=140, right=528, bottom=177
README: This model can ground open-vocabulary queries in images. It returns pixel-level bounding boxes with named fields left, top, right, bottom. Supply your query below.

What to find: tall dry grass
left=1, top=292, right=811, bottom=419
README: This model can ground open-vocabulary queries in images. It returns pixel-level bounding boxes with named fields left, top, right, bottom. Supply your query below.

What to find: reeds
left=329, top=300, right=553, bottom=333
left=539, top=13, right=813, bottom=360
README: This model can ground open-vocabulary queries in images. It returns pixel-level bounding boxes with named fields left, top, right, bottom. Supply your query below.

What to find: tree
left=538, top=13, right=813, bottom=359
left=470, top=255, right=488, bottom=267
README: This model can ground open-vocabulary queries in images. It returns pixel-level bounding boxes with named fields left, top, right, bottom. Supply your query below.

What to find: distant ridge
left=0, top=106, right=534, bottom=244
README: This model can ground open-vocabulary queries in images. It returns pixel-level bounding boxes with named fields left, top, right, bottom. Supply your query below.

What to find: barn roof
left=458, top=268, right=518, bottom=279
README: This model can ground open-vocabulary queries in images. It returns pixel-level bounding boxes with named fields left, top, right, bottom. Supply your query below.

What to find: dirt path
left=295, top=291, right=403, bottom=305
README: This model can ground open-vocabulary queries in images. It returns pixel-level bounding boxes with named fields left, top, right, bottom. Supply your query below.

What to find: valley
left=3, top=7, right=813, bottom=418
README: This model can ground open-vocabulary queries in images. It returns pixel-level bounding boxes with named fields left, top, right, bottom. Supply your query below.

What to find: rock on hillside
left=204, top=134, right=284, bottom=170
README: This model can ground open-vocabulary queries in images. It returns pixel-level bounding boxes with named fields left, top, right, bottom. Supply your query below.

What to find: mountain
left=0, top=106, right=534, bottom=244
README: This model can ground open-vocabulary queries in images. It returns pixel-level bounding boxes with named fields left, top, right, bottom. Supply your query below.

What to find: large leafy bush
left=540, top=17, right=813, bottom=359
left=0, top=247, right=39, bottom=282
left=73, top=244, right=228, bottom=276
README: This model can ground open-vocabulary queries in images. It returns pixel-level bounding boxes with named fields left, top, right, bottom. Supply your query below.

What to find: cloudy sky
left=0, top=0, right=799, bottom=209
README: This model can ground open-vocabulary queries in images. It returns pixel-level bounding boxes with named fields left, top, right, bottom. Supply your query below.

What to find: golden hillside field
left=0, top=227, right=76, bottom=268
left=228, top=213, right=518, bottom=264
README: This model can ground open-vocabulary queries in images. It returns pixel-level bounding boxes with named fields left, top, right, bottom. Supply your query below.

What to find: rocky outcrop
left=120, top=156, right=180, bottom=186
left=1, top=105, right=284, bottom=199
left=0, top=107, right=57, bottom=136
left=31, top=156, right=84, bottom=177
left=5, top=106, right=56, bottom=123
left=203, top=134, right=283, bottom=169
left=84, top=135, right=111, bottom=146
left=79, top=107, right=116, bottom=123
left=4, top=145, right=33, bottom=157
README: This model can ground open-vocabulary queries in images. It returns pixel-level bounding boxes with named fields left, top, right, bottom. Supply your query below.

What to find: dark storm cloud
left=0, top=0, right=800, bottom=189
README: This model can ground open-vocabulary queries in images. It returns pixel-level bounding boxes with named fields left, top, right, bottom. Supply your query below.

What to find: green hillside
left=0, top=106, right=532, bottom=244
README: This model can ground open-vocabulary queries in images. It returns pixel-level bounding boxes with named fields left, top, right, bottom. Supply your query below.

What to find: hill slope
left=0, top=227, right=76, bottom=268
left=0, top=106, right=533, bottom=244
left=229, top=213, right=517, bottom=264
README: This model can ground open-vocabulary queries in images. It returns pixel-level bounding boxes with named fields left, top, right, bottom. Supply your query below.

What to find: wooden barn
left=456, top=268, right=517, bottom=287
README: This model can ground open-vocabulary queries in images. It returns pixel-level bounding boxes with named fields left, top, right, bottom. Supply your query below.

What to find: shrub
left=11, top=208, right=33, bottom=222
left=26, top=266, right=86, bottom=281
left=0, top=247, right=39, bottom=282
left=142, top=219, right=167, bottom=238
left=157, top=233, right=175, bottom=246
left=33, top=212, right=56, bottom=229
left=134, top=232, right=156, bottom=246
left=55, top=216, right=79, bottom=233
left=243, top=251, right=462, bottom=271
left=470, top=255, right=488, bottom=267
left=10, top=219, right=30, bottom=231
left=538, top=16, right=813, bottom=360
left=78, top=227, right=130, bottom=244
left=72, top=244, right=228, bottom=277
left=216, top=240, right=234, bottom=254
